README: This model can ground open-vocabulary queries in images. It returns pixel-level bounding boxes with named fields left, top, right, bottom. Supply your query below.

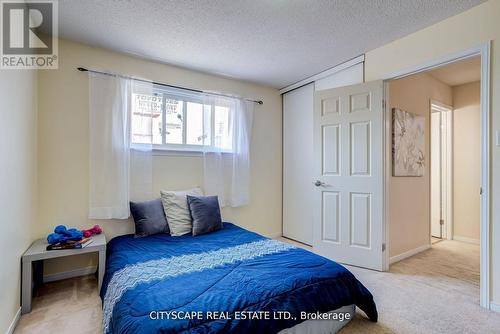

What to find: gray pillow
left=187, top=195, right=223, bottom=236
left=160, top=188, right=203, bottom=236
left=130, top=199, right=169, bottom=237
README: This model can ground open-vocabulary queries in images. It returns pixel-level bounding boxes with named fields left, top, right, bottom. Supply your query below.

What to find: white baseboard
left=390, top=244, right=431, bottom=264
left=453, top=235, right=480, bottom=245
left=5, top=307, right=21, bottom=334
left=265, top=232, right=283, bottom=239
left=43, top=265, right=97, bottom=283
left=490, top=301, right=500, bottom=313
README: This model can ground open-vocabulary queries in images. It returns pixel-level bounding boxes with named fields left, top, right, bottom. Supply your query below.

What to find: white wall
left=388, top=73, right=452, bottom=258
left=453, top=81, right=481, bottom=242
left=365, top=0, right=500, bottom=304
left=0, top=70, right=37, bottom=332
left=37, top=39, right=283, bottom=276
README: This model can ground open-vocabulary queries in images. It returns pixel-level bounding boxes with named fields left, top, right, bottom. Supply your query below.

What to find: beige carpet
left=15, top=240, right=500, bottom=333
left=14, top=275, right=102, bottom=334
left=341, top=240, right=500, bottom=333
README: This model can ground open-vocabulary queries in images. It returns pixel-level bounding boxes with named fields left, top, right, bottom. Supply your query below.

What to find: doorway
left=384, top=47, right=489, bottom=308
left=430, top=101, right=452, bottom=242
left=427, top=56, right=482, bottom=248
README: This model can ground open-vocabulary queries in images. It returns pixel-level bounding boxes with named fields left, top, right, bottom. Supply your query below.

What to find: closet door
left=282, top=61, right=364, bottom=245
left=283, top=83, right=314, bottom=245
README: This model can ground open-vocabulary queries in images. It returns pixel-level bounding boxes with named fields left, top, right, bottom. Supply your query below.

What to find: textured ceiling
left=57, top=0, right=485, bottom=88
left=427, top=56, right=481, bottom=86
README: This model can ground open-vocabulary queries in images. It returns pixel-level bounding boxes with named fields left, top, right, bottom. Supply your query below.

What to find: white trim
left=264, top=232, right=283, bottom=239
left=381, top=44, right=485, bottom=81
left=430, top=101, right=453, bottom=242
left=490, top=301, right=500, bottom=313
left=430, top=100, right=453, bottom=112
left=5, top=307, right=20, bottom=334
left=383, top=84, right=391, bottom=271
left=43, top=265, right=97, bottom=283
left=479, top=42, right=491, bottom=310
left=453, top=236, right=480, bottom=245
left=279, top=55, right=365, bottom=94
left=133, top=146, right=233, bottom=157
left=383, top=41, right=491, bottom=309
left=389, top=244, right=431, bottom=264
left=152, top=149, right=202, bottom=157
left=133, top=145, right=232, bottom=156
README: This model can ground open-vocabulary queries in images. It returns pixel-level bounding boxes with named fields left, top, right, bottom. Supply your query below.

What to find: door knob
left=314, top=180, right=325, bottom=187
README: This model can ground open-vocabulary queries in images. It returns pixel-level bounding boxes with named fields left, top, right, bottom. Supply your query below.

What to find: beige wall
left=37, top=39, right=282, bottom=276
left=365, top=0, right=500, bottom=303
left=0, top=70, right=37, bottom=332
left=388, top=73, right=452, bottom=257
left=453, top=81, right=481, bottom=242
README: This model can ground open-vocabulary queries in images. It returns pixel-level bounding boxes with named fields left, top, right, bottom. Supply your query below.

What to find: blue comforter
left=101, top=223, right=377, bottom=333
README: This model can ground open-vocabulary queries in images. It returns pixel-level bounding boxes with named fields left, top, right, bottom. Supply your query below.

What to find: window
left=131, top=85, right=232, bottom=152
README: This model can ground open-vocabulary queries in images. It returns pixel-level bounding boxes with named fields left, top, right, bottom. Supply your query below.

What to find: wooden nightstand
left=21, top=233, right=106, bottom=314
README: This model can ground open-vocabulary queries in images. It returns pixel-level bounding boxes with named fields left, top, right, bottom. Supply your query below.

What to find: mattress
left=101, top=223, right=377, bottom=333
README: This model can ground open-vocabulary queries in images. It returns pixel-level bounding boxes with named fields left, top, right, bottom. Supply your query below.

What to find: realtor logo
left=1, top=0, right=58, bottom=69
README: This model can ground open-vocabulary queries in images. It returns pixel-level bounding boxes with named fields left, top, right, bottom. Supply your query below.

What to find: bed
left=101, top=223, right=377, bottom=333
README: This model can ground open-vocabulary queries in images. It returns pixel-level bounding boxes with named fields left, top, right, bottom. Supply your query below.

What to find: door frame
left=430, top=100, right=453, bottom=241
left=381, top=42, right=491, bottom=309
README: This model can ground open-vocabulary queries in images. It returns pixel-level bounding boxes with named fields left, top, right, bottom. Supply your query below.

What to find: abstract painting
left=392, top=108, right=425, bottom=176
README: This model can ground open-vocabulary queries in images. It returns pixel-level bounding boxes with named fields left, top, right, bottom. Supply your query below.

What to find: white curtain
left=129, top=81, right=154, bottom=202
left=202, top=95, right=254, bottom=207
left=89, top=73, right=153, bottom=219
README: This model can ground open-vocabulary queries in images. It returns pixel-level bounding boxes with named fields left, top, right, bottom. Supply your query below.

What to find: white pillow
left=160, top=187, right=203, bottom=236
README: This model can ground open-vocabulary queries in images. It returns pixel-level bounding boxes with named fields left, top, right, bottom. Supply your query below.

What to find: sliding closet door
left=282, top=62, right=364, bottom=245
left=283, top=83, right=314, bottom=245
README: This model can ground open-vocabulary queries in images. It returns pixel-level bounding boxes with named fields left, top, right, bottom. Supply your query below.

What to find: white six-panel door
left=313, top=81, right=385, bottom=270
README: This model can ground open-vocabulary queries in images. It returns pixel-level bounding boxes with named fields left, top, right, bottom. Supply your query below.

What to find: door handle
left=314, top=180, right=326, bottom=187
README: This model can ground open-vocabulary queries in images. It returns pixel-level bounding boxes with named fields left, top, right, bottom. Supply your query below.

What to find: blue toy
left=47, top=225, right=84, bottom=245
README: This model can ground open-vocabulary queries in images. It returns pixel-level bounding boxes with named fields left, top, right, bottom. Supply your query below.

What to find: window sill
left=152, top=148, right=203, bottom=157
left=131, top=144, right=233, bottom=157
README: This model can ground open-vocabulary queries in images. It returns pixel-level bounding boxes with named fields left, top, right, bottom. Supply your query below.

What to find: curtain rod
left=77, top=67, right=263, bottom=105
